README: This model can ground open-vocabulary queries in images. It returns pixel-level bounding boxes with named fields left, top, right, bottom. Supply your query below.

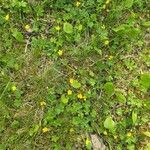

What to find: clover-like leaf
left=63, top=22, right=73, bottom=33
left=104, top=116, right=115, bottom=131
left=71, top=80, right=81, bottom=89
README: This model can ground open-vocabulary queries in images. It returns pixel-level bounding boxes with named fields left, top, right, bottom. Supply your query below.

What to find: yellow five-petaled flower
left=67, top=90, right=72, bottom=95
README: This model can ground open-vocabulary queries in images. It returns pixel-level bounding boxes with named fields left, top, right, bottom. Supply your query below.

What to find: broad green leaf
left=116, top=92, right=126, bottom=103
left=12, top=28, right=24, bottom=42
left=143, top=21, right=150, bottom=27
left=124, top=0, right=133, bottom=8
left=71, top=80, right=81, bottom=89
left=143, top=131, right=150, bottom=137
left=63, top=22, right=73, bottom=33
left=104, top=116, right=115, bottom=131
left=103, top=82, right=114, bottom=96
left=132, top=111, right=137, bottom=124
left=61, top=95, right=68, bottom=104
left=140, top=74, right=150, bottom=89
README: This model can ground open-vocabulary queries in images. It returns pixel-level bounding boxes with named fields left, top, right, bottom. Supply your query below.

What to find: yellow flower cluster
left=76, top=1, right=81, bottom=7
left=40, top=101, right=46, bottom=107
left=58, top=50, right=63, bottom=56
left=42, top=127, right=49, bottom=133
left=77, top=93, right=86, bottom=100
left=102, top=0, right=111, bottom=9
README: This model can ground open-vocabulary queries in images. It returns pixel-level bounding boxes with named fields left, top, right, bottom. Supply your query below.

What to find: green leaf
left=143, top=21, right=150, bottom=27
left=12, top=28, right=24, bottom=42
left=104, top=116, right=115, bottom=131
left=61, top=95, right=68, bottom=104
left=71, top=80, right=81, bottom=89
left=103, top=82, right=114, bottom=96
left=132, top=111, right=137, bottom=124
left=140, top=74, right=150, bottom=89
left=124, top=0, right=133, bottom=8
left=115, top=92, right=126, bottom=103
left=63, top=22, right=73, bottom=33
left=143, top=131, right=150, bottom=137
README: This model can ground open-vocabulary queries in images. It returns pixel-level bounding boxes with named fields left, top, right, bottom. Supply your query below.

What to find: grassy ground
left=0, top=0, right=150, bottom=149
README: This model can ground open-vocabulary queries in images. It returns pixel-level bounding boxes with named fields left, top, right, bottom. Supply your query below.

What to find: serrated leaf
left=104, top=116, right=115, bottom=131
left=63, top=22, right=73, bottom=33
left=143, top=131, right=150, bottom=137
left=132, top=111, right=137, bottom=124
left=103, top=82, right=114, bottom=96
left=71, top=80, right=81, bottom=89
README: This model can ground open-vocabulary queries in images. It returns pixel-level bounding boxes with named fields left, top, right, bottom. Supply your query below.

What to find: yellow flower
left=40, top=101, right=46, bottom=107
left=108, top=55, right=113, bottom=60
left=106, top=0, right=110, bottom=4
left=76, top=1, right=81, bottom=7
left=5, top=14, right=9, bottom=21
left=144, top=103, right=147, bottom=107
left=102, top=4, right=106, bottom=9
left=67, top=90, right=72, bottom=95
left=77, top=93, right=83, bottom=99
left=55, top=26, right=61, bottom=31
left=85, top=138, right=91, bottom=146
left=11, top=85, right=17, bottom=92
left=42, top=127, right=49, bottom=133
left=69, top=78, right=74, bottom=84
left=58, top=50, right=63, bottom=56
left=25, top=24, right=30, bottom=31
left=127, top=132, right=132, bottom=137
left=104, top=40, right=109, bottom=45
left=103, top=131, right=107, bottom=135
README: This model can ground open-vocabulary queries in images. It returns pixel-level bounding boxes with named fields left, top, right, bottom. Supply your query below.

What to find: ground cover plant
left=0, top=0, right=150, bottom=149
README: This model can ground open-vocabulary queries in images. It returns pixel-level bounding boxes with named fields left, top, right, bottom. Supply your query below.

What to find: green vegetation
left=0, top=0, right=150, bottom=149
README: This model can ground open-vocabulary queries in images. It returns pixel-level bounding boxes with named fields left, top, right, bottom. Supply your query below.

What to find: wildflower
left=77, top=93, right=83, bottom=99
left=69, top=78, right=74, bottom=84
left=25, top=24, right=30, bottom=32
left=103, top=131, right=107, bottom=135
left=106, top=0, right=110, bottom=4
left=11, top=85, right=17, bottom=92
left=127, top=132, right=132, bottom=137
left=85, top=138, right=91, bottom=146
left=42, top=127, right=49, bottom=133
left=67, top=90, right=72, bottom=95
left=76, top=1, right=81, bottom=7
left=5, top=14, right=9, bottom=21
left=108, top=55, right=113, bottom=60
left=104, top=40, right=109, bottom=45
left=40, top=101, right=46, bottom=107
left=144, top=103, right=147, bottom=107
left=55, top=26, right=61, bottom=31
left=58, top=50, right=63, bottom=56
